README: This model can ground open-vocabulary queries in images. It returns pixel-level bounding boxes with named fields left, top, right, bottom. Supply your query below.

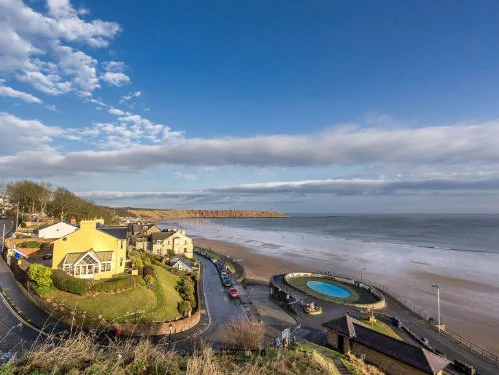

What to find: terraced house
left=52, top=220, right=129, bottom=280
left=151, top=229, right=193, bottom=258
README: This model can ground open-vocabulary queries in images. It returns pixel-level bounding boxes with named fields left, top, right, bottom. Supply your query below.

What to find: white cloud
left=2, top=116, right=499, bottom=179
left=0, top=112, right=63, bottom=155
left=102, top=72, right=130, bottom=86
left=77, top=177, right=499, bottom=203
left=108, top=107, right=128, bottom=116
left=119, top=90, right=141, bottom=103
left=0, top=80, right=43, bottom=104
left=0, top=0, right=121, bottom=97
left=101, top=60, right=130, bottom=86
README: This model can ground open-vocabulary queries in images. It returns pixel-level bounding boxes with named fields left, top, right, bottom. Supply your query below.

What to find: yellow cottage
left=52, top=220, right=129, bottom=280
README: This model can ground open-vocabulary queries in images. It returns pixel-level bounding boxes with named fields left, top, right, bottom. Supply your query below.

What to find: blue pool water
left=306, top=281, right=352, bottom=299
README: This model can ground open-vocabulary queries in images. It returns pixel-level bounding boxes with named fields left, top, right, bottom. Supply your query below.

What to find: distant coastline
left=117, top=207, right=288, bottom=221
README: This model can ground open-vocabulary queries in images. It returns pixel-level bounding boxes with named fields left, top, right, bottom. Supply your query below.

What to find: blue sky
left=1, top=0, right=499, bottom=213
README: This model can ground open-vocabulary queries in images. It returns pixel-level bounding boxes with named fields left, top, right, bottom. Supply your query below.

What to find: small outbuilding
left=322, top=315, right=450, bottom=375
left=168, top=257, right=195, bottom=272
left=34, top=222, right=78, bottom=239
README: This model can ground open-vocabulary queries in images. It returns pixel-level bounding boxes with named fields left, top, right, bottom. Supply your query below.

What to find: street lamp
left=360, top=267, right=366, bottom=283
left=432, top=284, right=441, bottom=333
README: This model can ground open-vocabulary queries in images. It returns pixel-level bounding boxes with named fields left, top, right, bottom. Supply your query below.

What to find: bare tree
left=225, top=320, right=267, bottom=350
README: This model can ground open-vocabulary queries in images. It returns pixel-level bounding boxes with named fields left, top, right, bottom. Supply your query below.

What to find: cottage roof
left=322, top=315, right=450, bottom=375
left=151, top=231, right=174, bottom=242
left=170, top=257, right=194, bottom=269
left=98, top=226, right=128, bottom=240
left=36, top=221, right=75, bottom=232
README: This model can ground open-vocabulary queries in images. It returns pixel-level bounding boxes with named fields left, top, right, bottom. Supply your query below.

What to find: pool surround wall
left=284, top=272, right=386, bottom=309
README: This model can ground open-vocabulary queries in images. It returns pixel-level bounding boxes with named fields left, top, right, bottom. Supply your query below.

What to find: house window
left=184, top=248, right=187, bottom=253
left=167, top=240, right=170, bottom=245
left=143, top=225, right=148, bottom=229
left=157, top=249, right=161, bottom=255
left=184, top=240, right=187, bottom=245
left=101, top=262, right=111, bottom=272
left=121, top=241, right=123, bottom=249
left=157, top=240, right=162, bottom=244
left=178, top=264, right=182, bottom=271
left=120, top=257, right=123, bottom=267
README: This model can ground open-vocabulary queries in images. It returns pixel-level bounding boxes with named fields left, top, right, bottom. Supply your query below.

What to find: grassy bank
left=44, top=266, right=183, bottom=323
left=0, top=333, right=345, bottom=375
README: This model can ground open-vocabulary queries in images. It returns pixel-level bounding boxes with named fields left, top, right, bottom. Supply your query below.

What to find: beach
left=193, top=235, right=499, bottom=354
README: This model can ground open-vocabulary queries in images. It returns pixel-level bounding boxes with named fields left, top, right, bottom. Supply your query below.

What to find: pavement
left=246, top=276, right=499, bottom=375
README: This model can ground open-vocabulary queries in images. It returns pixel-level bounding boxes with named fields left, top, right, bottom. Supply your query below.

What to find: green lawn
left=286, top=276, right=379, bottom=305
left=142, top=265, right=183, bottom=321
left=361, top=319, right=402, bottom=340
left=47, top=266, right=183, bottom=323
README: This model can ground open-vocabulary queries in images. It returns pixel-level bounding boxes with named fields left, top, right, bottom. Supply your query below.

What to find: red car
left=228, top=288, right=239, bottom=299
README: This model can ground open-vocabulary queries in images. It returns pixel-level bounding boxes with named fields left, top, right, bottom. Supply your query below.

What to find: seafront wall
left=283, top=272, right=386, bottom=310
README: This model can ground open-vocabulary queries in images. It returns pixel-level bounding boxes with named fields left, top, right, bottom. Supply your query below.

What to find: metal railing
left=357, top=276, right=499, bottom=367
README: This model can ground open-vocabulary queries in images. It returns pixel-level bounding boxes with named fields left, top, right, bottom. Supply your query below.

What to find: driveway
left=197, top=256, right=247, bottom=344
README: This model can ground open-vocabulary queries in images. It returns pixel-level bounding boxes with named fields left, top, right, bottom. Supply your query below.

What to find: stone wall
left=351, top=341, right=433, bottom=375
left=284, top=272, right=386, bottom=309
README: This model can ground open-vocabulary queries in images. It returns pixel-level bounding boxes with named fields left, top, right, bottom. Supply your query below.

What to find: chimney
left=70, top=217, right=77, bottom=226
left=79, top=220, right=97, bottom=231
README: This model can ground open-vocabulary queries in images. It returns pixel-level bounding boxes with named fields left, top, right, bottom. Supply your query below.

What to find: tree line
left=0, top=180, right=116, bottom=224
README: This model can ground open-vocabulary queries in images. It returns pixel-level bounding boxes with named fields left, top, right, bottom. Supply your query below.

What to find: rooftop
left=322, top=315, right=450, bottom=375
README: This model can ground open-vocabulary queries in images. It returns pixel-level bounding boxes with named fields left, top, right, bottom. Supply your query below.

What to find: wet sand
left=194, top=236, right=499, bottom=354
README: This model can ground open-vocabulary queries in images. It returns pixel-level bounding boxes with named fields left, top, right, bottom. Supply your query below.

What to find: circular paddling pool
left=306, top=281, right=352, bottom=299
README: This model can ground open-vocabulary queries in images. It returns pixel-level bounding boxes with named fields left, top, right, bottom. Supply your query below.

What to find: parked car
left=0, top=214, right=7, bottom=219
left=211, top=257, right=217, bottom=264
left=220, top=271, right=228, bottom=279
left=42, top=252, right=53, bottom=259
left=228, top=288, right=239, bottom=299
left=391, top=316, right=402, bottom=328
left=421, top=337, right=430, bottom=346
left=0, top=352, right=13, bottom=364
left=454, top=359, right=478, bottom=375
left=222, top=277, right=232, bottom=287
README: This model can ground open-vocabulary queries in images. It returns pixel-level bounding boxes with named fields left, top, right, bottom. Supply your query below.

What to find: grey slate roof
left=151, top=231, right=175, bottom=242
left=169, top=257, right=194, bottom=269
left=98, top=226, right=128, bottom=240
left=322, top=315, right=450, bottom=375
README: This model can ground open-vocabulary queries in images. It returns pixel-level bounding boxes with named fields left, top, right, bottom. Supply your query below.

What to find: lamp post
left=360, top=267, right=366, bottom=283
left=432, top=284, right=441, bottom=332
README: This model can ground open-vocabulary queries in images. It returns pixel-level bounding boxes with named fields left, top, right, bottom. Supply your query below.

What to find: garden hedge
left=90, top=276, right=138, bottom=293
left=52, top=270, right=89, bottom=295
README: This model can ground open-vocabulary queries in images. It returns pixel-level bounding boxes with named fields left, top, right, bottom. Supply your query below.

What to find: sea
left=167, top=214, right=499, bottom=287
left=166, top=214, right=499, bottom=352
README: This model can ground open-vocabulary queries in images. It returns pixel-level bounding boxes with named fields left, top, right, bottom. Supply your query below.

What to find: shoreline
left=193, top=235, right=499, bottom=354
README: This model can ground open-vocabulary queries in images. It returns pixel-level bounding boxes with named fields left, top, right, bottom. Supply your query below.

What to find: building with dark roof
left=168, top=257, right=195, bottom=272
left=149, top=229, right=193, bottom=258
left=322, top=315, right=450, bottom=375
left=52, top=220, right=129, bottom=280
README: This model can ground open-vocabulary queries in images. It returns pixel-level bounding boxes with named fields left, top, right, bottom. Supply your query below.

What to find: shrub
left=143, top=265, right=155, bottom=278
left=52, top=270, right=89, bottom=295
left=20, top=222, right=27, bottom=228
left=144, top=274, right=155, bottom=284
left=225, top=320, right=266, bottom=350
left=28, top=264, right=53, bottom=289
left=178, top=300, right=192, bottom=317
left=40, top=242, right=54, bottom=252
left=131, top=255, right=143, bottom=269
left=167, top=249, right=175, bottom=258
left=90, top=276, right=138, bottom=294
left=17, top=241, right=41, bottom=249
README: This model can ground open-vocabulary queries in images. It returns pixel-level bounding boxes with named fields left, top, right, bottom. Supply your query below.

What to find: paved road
left=0, top=218, right=40, bottom=354
left=198, top=256, right=247, bottom=344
